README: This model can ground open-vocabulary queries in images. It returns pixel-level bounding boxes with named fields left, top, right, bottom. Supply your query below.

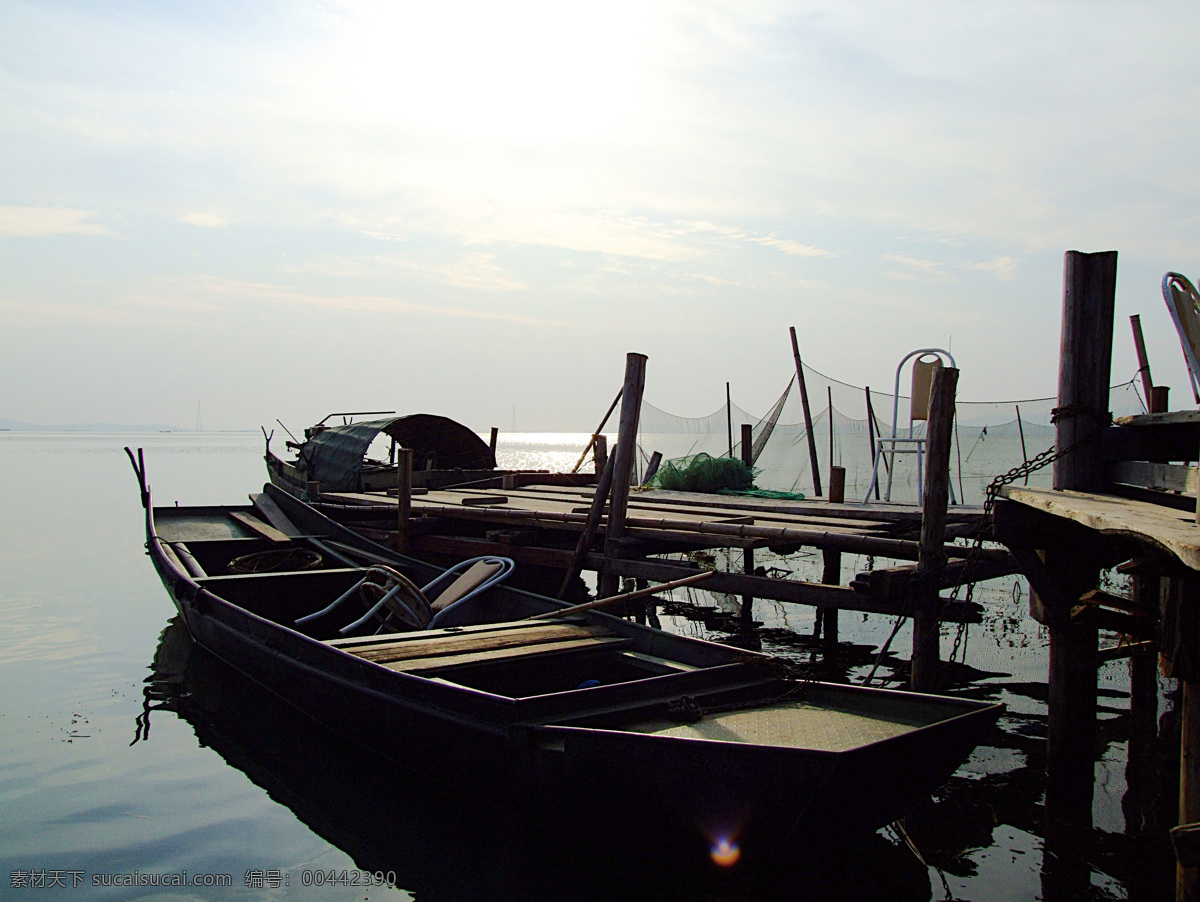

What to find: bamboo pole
left=599, top=353, right=648, bottom=597
left=556, top=454, right=616, bottom=599
left=570, top=388, right=623, bottom=474
left=866, top=387, right=881, bottom=501
left=726, top=382, right=733, bottom=458
left=533, top=570, right=716, bottom=621
left=790, top=326, right=823, bottom=496
left=1016, top=405, right=1029, bottom=485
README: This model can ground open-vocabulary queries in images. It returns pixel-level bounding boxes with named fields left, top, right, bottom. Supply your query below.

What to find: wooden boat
left=265, top=411, right=589, bottom=496
left=129, top=450, right=1003, bottom=872
left=143, top=619, right=937, bottom=898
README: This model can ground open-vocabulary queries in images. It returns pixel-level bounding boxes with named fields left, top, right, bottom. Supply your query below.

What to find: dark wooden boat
left=265, top=411, right=587, bottom=496
left=130, top=450, right=1003, bottom=872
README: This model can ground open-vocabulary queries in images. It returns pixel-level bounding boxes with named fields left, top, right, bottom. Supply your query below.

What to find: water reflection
left=138, top=619, right=937, bottom=901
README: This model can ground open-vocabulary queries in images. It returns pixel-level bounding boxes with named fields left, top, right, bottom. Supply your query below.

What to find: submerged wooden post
left=821, top=466, right=846, bottom=649
left=789, top=326, right=823, bottom=497
left=599, top=353, right=648, bottom=598
left=740, top=423, right=755, bottom=630
left=396, top=448, right=413, bottom=555
left=1047, top=250, right=1117, bottom=827
left=911, top=367, right=958, bottom=692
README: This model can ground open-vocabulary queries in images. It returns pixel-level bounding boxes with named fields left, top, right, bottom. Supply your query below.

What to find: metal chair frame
left=864, top=348, right=957, bottom=503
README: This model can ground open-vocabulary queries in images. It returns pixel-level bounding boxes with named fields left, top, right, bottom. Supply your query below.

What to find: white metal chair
left=1162, top=272, right=1200, bottom=404
left=297, top=555, right=515, bottom=634
left=864, top=348, right=957, bottom=503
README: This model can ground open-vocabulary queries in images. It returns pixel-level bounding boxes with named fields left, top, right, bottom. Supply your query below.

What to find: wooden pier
left=991, top=250, right=1197, bottom=900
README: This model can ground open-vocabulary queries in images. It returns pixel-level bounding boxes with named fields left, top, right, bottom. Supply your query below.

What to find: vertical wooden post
left=1182, top=617, right=1200, bottom=902
left=594, top=434, right=608, bottom=476
left=740, top=424, right=755, bottom=630
left=821, top=466, right=845, bottom=650
left=789, top=326, right=823, bottom=497
left=726, top=382, right=734, bottom=459
left=305, top=480, right=321, bottom=502
left=911, top=366, right=958, bottom=692
left=396, top=448, right=413, bottom=556
left=599, top=353, right=648, bottom=598
left=488, top=427, right=499, bottom=462
left=827, top=386, right=834, bottom=471
left=1046, top=249, right=1116, bottom=828
left=866, top=387, right=883, bottom=500
left=1131, top=314, right=1154, bottom=402
left=642, top=451, right=662, bottom=486
left=1131, top=385, right=1167, bottom=738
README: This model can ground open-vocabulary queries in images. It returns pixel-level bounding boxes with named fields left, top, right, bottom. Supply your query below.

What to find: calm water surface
left=0, top=432, right=1176, bottom=899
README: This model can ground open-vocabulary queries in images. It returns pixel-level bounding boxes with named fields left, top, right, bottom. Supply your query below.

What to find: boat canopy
left=299, top=415, right=495, bottom=492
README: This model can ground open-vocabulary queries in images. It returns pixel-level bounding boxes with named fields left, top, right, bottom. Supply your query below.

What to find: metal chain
left=944, top=440, right=1079, bottom=664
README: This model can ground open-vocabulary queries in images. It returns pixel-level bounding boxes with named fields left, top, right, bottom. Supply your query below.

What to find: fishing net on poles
left=636, top=362, right=1149, bottom=505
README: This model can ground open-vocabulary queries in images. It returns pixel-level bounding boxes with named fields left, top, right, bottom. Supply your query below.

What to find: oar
left=525, top=570, right=717, bottom=621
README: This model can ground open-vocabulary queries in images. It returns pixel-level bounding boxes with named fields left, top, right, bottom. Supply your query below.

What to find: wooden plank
left=1110, top=460, right=1199, bottom=495
left=228, top=511, right=293, bottom=545
left=249, top=493, right=305, bottom=537
left=346, top=623, right=612, bottom=664
left=1000, top=485, right=1200, bottom=571
left=1115, top=410, right=1200, bottom=427
left=327, top=618, right=569, bottom=648
left=584, top=554, right=984, bottom=622
left=462, top=494, right=509, bottom=506
left=384, top=636, right=632, bottom=672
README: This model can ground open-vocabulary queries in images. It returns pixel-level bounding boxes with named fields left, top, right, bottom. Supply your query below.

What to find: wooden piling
left=489, top=427, right=499, bottom=461
left=740, top=423, right=755, bottom=630
left=1131, top=314, right=1154, bottom=402
left=821, top=466, right=846, bottom=649
left=911, top=366, right=958, bottom=692
left=599, top=353, right=648, bottom=597
left=1046, top=249, right=1117, bottom=827
left=789, top=326, right=823, bottom=497
left=396, top=448, right=413, bottom=555
left=594, top=434, right=608, bottom=476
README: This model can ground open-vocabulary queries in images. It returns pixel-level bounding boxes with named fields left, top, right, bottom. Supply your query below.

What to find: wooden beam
left=599, top=353, right=648, bottom=597
left=912, top=366, right=958, bottom=692
left=790, top=326, right=823, bottom=497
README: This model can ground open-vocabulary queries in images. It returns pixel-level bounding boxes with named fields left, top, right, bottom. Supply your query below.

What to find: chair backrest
left=890, top=348, right=956, bottom=437
left=910, top=355, right=944, bottom=423
left=429, top=559, right=505, bottom=613
left=1163, top=272, right=1200, bottom=403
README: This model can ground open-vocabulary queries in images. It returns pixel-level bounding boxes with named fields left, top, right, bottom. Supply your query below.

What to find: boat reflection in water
left=140, top=618, right=936, bottom=900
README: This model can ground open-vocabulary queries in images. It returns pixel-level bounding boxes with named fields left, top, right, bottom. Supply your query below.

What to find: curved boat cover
left=300, top=414, right=495, bottom=492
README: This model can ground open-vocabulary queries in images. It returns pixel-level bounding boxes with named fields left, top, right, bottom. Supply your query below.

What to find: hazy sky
left=2, top=0, right=1198, bottom=431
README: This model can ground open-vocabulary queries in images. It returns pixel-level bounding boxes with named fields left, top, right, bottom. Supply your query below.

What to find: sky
left=2, top=0, right=1199, bottom=432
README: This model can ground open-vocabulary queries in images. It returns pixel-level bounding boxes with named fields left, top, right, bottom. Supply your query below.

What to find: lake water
left=0, top=431, right=1176, bottom=899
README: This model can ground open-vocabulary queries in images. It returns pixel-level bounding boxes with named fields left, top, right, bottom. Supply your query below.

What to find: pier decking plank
left=1000, top=485, right=1200, bottom=570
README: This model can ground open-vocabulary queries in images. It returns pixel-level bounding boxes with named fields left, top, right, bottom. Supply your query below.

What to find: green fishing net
left=647, top=453, right=756, bottom=493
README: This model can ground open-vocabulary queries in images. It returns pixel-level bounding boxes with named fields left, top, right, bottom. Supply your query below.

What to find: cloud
left=0, top=206, right=108, bottom=237
left=180, top=213, right=230, bottom=229
left=883, top=253, right=955, bottom=282
left=965, top=256, right=1017, bottom=281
